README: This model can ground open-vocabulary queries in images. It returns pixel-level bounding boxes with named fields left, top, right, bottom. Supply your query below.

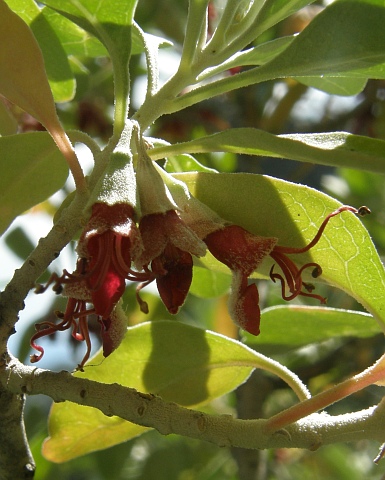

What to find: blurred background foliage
left=2, top=0, right=385, bottom=478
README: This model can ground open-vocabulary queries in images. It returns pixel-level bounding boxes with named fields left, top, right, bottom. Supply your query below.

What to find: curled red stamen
left=29, top=298, right=95, bottom=368
left=267, top=205, right=367, bottom=306
left=274, top=205, right=366, bottom=256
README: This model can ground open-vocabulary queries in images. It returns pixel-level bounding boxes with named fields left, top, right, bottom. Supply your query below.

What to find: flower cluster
left=30, top=127, right=370, bottom=369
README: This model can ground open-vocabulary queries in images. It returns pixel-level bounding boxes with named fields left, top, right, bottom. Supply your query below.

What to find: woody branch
left=3, top=354, right=385, bottom=453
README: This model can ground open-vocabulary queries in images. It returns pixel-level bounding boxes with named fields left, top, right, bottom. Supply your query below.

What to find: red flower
left=138, top=210, right=206, bottom=314
left=30, top=204, right=206, bottom=368
left=204, top=206, right=369, bottom=336
left=77, top=202, right=143, bottom=318
left=30, top=202, right=144, bottom=369
left=30, top=279, right=127, bottom=370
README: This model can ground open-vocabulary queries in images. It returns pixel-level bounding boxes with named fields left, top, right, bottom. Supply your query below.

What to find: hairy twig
left=2, top=354, right=385, bottom=454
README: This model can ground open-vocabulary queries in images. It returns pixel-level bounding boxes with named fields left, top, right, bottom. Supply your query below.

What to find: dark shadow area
left=191, top=171, right=308, bottom=246
left=142, top=320, right=211, bottom=406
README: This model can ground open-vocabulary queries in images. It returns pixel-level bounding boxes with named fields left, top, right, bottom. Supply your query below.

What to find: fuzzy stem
left=264, top=352, right=385, bottom=435
left=3, top=355, right=385, bottom=456
left=68, top=130, right=102, bottom=158
left=179, top=0, right=210, bottom=70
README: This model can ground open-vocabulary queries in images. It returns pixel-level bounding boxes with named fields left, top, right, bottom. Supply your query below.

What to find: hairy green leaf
left=149, top=129, right=385, bottom=174
left=0, top=132, right=68, bottom=234
left=5, top=0, right=75, bottom=102
left=250, top=306, right=382, bottom=349
left=41, top=0, right=139, bottom=126
left=0, top=0, right=63, bottom=126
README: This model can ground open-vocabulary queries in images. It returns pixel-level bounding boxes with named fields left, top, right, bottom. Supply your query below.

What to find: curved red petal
left=99, top=307, right=127, bottom=358
left=86, top=233, right=128, bottom=318
left=238, top=283, right=261, bottom=336
left=91, top=269, right=126, bottom=319
left=154, top=247, right=193, bottom=314
left=228, top=274, right=261, bottom=336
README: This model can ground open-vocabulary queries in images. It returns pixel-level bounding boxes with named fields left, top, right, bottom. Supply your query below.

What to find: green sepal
left=134, top=127, right=176, bottom=216
left=89, top=152, right=138, bottom=212
left=87, top=124, right=139, bottom=214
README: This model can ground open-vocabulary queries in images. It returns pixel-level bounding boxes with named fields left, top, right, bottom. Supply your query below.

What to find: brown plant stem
left=0, top=383, right=35, bottom=480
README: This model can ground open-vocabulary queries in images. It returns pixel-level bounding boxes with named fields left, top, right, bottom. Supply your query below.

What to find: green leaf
left=146, top=137, right=217, bottom=173
left=42, top=6, right=108, bottom=59
left=295, top=76, right=368, bottom=96
left=40, top=0, right=138, bottom=47
left=206, top=36, right=296, bottom=75
left=149, top=128, right=385, bottom=175
left=0, top=100, right=18, bottom=135
left=43, top=321, right=257, bottom=462
left=0, top=132, right=69, bottom=234
left=4, top=227, right=35, bottom=260
left=164, top=153, right=217, bottom=174
left=249, top=306, right=382, bottom=349
left=173, top=172, right=385, bottom=332
left=201, top=35, right=367, bottom=96
left=190, top=266, right=231, bottom=298
left=254, top=0, right=318, bottom=35
left=0, top=0, right=64, bottom=127
left=41, top=0, right=138, bottom=129
left=5, top=0, right=75, bottom=102
left=258, top=0, right=385, bottom=79
left=42, top=8, right=167, bottom=59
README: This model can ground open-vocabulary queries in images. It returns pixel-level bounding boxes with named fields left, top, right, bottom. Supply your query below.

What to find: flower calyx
left=204, top=205, right=370, bottom=336
left=31, top=199, right=146, bottom=369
